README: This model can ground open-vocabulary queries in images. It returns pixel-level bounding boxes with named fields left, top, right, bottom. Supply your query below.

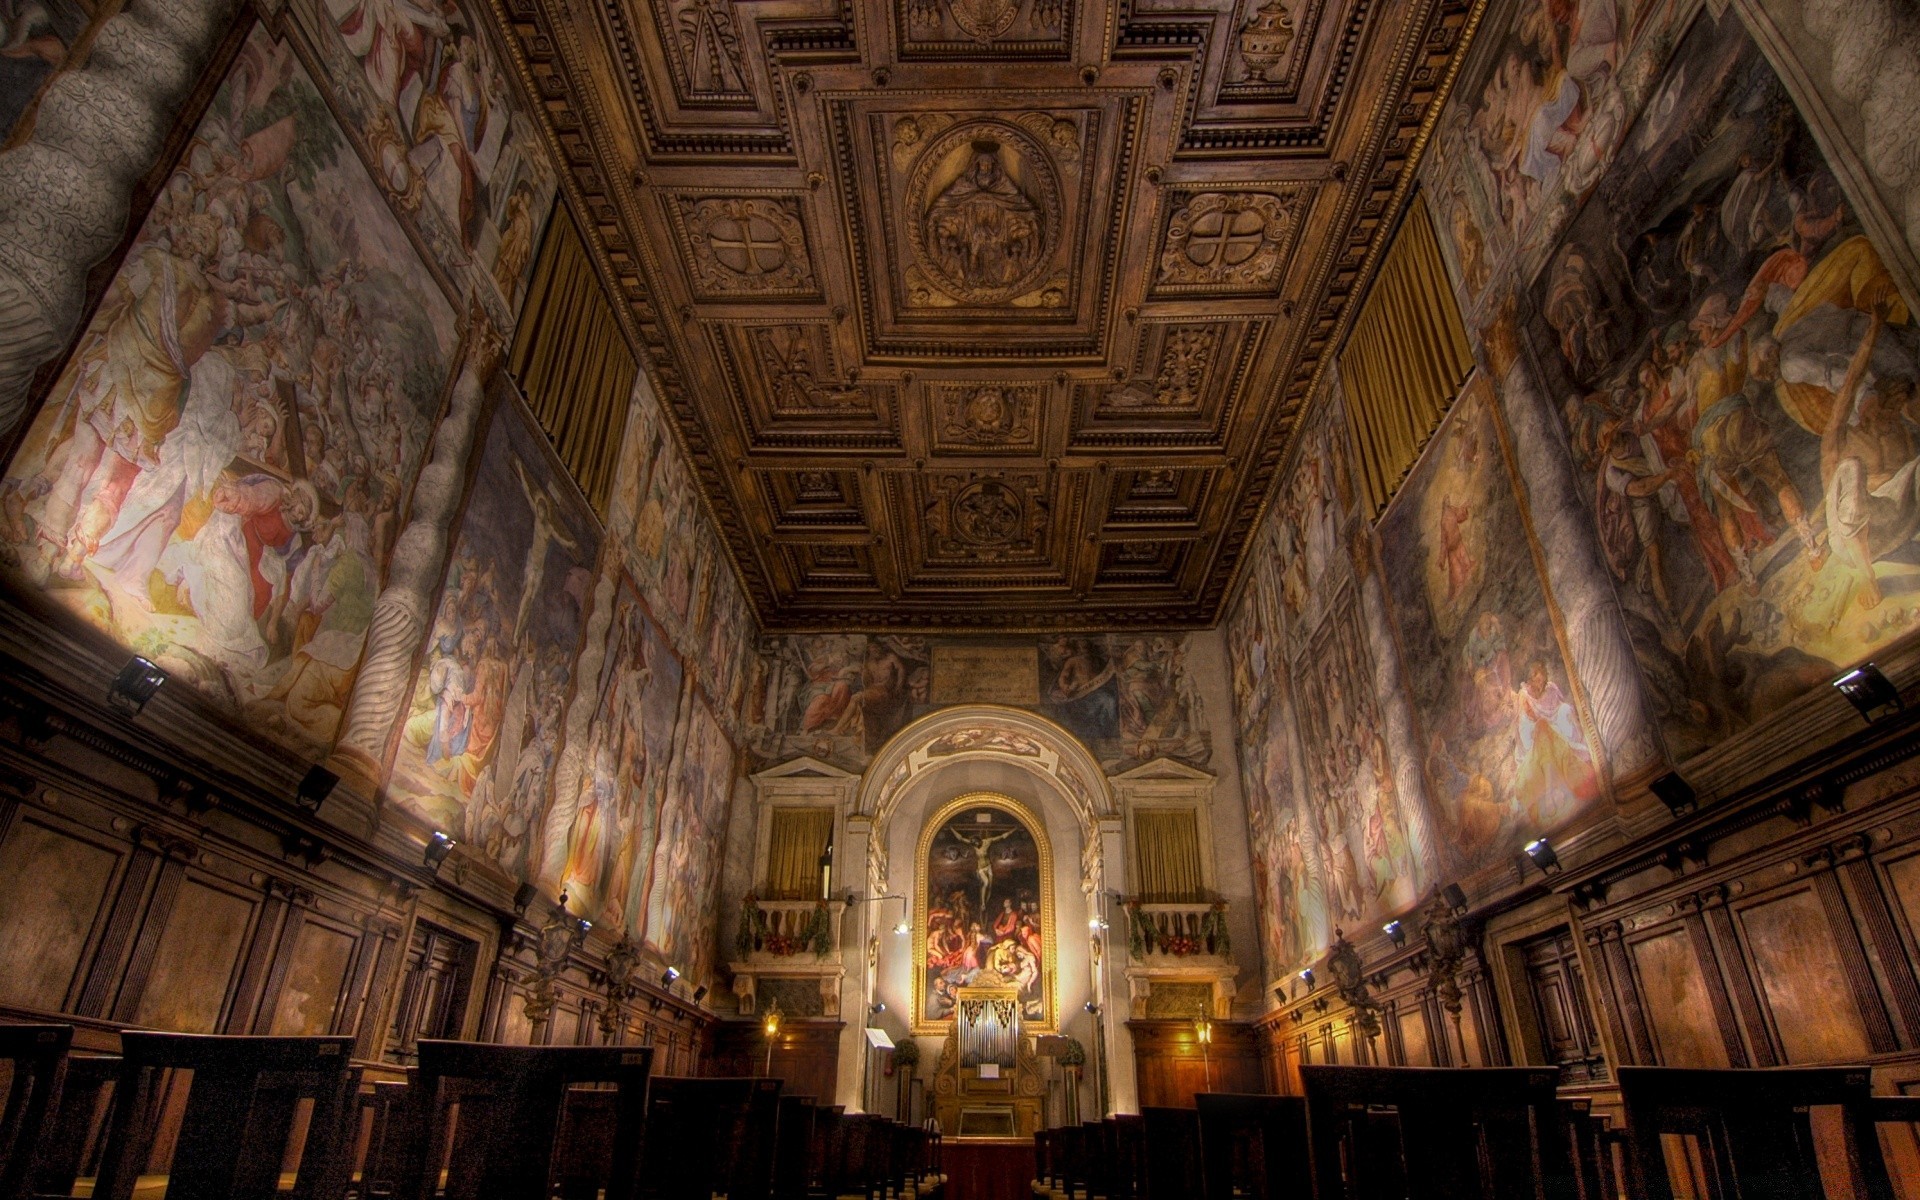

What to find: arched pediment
left=856, top=705, right=1114, bottom=841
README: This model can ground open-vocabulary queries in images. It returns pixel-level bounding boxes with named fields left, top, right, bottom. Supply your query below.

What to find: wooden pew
left=401, top=1040, right=652, bottom=1200
left=22, top=1049, right=120, bottom=1199
left=1558, top=1097, right=1620, bottom=1200
left=1301, top=1065, right=1576, bottom=1200
left=1053, top=1123, right=1086, bottom=1200
left=1032, top=1129, right=1055, bottom=1198
left=1617, top=1066, right=1896, bottom=1200
left=342, top=1077, right=408, bottom=1199
left=1140, top=1108, right=1202, bottom=1200
left=1870, top=1097, right=1920, bottom=1200
left=775, top=1095, right=819, bottom=1200
left=640, top=1075, right=783, bottom=1200
left=0, top=1025, right=72, bottom=1200
left=1195, top=1093, right=1309, bottom=1200
left=809, top=1105, right=845, bottom=1200
left=91, top=1031, right=357, bottom=1200
left=1109, top=1114, right=1143, bottom=1200
left=1082, top=1121, right=1113, bottom=1200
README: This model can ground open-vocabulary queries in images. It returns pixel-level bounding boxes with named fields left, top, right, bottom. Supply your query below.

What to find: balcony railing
left=734, top=896, right=838, bottom=960
left=1123, top=900, right=1231, bottom=961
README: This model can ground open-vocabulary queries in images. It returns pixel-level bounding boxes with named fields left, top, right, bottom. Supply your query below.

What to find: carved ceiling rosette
left=677, top=196, right=817, bottom=299
left=1154, top=190, right=1305, bottom=295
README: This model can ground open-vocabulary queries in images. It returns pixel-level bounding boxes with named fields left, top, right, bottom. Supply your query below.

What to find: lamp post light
left=763, top=1001, right=783, bottom=1075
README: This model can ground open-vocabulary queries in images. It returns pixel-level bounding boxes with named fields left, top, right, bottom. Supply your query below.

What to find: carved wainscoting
left=1127, top=1018, right=1264, bottom=1108
left=709, top=1018, right=845, bottom=1103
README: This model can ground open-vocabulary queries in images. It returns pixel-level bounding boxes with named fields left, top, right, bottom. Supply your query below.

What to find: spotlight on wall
left=1524, top=837, right=1561, bottom=875
left=1441, top=883, right=1470, bottom=915
left=295, top=765, right=338, bottom=813
left=1088, top=916, right=1108, bottom=932
left=1084, top=1001, right=1100, bottom=1016
left=1650, top=771, right=1697, bottom=817
left=662, top=967, right=681, bottom=989
left=108, top=656, right=167, bottom=717
left=423, top=831, right=456, bottom=872
left=1834, top=663, right=1903, bottom=721
left=1382, top=920, right=1407, bottom=947
left=513, top=882, right=538, bottom=915
left=1298, top=968, right=1316, bottom=993
left=577, top=918, right=593, bottom=936
left=870, top=1001, right=887, bottom=1015
left=692, top=985, right=708, bottom=1003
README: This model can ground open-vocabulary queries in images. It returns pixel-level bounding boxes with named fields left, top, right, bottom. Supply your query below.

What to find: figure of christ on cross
left=950, top=826, right=1016, bottom=913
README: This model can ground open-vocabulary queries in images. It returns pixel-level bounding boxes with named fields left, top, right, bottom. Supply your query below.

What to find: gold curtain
left=1134, top=809, right=1205, bottom=903
left=765, top=807, right=835, bottom=900
left=1339, top=191, right=1474, bottom=520
left=507, top=207, right=638, bottom=516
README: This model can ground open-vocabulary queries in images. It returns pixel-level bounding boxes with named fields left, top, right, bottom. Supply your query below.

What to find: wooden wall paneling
left=1807, top=850, right=1900, bottom=1054
left=0, top=803, right=126, bottom=1014
left=1126, top=1019, right=1266, bottom=1108
left=1587, top=922, right=1653, bottom=1065
left=345, top=919, right=404, bottom=1058
left=1626, top=925, right=1731, bottom=1068
left=227, top=880, right=298, bottom=1035
left=123, top=865, right=260, bottom=1033
left=264, top=908, right=368, bottom=1036
left=73, top=832, right=167, bottom=1019
left=1734, top=884, right=1877, bottom=1064
left=709, top=1018, right=842, bottom=1101
left=1841, top=847, right=1920, bottom=1045
left=1675, top=895, right=1751, bottom=1068
left=1698, top=888, right=1778, bottom=1069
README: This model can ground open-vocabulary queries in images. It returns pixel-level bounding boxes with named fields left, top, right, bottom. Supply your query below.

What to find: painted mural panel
left=1227, top=400, right=1423, bottom=980
left=547, top=576, right=683, bottom=929
left=0, top=1, right=95, bottom=145
left=1377, top=377, right=1600, bottom=866
left=644, top=690, right=735, bottom=983
left=919, top=801, right=1048, bottom=1026
left=318, top=0, right=555, bottom=312
left=392, top=392, right=597, bottom=877
left=0, top=27, right=457, bottom=754
left=750, top=631, right=1206, bottom=768
left=1524, top=6, right=1920, bottom=759
left=1430, top=0, right=1687, bottom=305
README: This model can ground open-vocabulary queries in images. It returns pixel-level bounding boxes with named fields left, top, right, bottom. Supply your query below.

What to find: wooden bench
left=91, top=1031, right=357, bottom=1200
left=1195, top=1093, right=1309, bottom=1200
left=1617, top=1066, right=1896, bottom=1200
left=1141, top=1107, right=1202, bottom=1200
left=639, top=1075, right=783, bottom=1200
left=402, top=1040, right=652, bottom=1200
left=342, top=1077, right=408, bottom=1200
left=1301, top=1065, right=1575, bottom=1200
left=0, top=1025, right=72, bottom=1200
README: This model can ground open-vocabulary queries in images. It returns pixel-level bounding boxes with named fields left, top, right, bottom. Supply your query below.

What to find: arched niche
left=842, top=705, right=1131, bottom=1115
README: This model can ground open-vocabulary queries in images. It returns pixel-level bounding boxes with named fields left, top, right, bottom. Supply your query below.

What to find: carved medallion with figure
left=897, top=0, right=1070, bottom=57
left=925, top=472, right=1049, bottom=562
left=904, top=120, right=1063, bottom=307
left=1156, top=191, right=1302, bottom=294
left=678, top=197, right=816, bottom=298
left=933, top=383, right=1042, bottom=453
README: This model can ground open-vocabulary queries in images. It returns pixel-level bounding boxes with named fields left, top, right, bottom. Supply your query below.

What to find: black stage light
left=1382, top=920, right=1406, bottom=947
left=1650, top=771, right=1696, bottom=817
left=1442, top=883, right=1469, bottom=915
left=693, top=985, right=708, bottom=1003
left=513, top=883, right=538, bottom=914
left=1834, top=663, right=1903, bottom=721
left=423, top=830, right=456, bottom=871
left=662, top=967, right=681, bottom=989
left=109, top=656, right=167, bottom=716
left=1524, top=837, right=1561, bottom=875
left=1298, top=968, right=1315, bottom=993
left=296, top=765, right=338, bottom=813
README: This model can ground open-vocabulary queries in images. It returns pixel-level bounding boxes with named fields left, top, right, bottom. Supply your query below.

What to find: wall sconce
left=1382, top=920, right=1406, bottom=947
left=1650, top=771, right=1696, bottom=817
left=661, top=967, right=681, bottom=989
left=423, top=831, right=456, bottom=872
left=295, top=765, right=337, bottom=813
left=1298, top=968, right=1316, bottom=993
left=1441, top=883, right=1469, bottom=915
left=1524, top=838, right=1561, bottom=875
left=108, top=656, right=167, bottom=716
left=1834, top=663, right=1903, bottom=721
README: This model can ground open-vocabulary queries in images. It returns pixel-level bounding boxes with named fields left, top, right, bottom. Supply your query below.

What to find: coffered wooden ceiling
left=493, top=0, right=1480, bottom=629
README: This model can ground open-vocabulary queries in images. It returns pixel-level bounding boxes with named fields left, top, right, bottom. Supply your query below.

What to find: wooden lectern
left=932, top=986, right=1045, bottom=1137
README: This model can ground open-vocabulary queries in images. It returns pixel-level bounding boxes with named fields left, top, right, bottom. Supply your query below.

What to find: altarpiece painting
left=916, top=794, right=1053, bottom=1031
